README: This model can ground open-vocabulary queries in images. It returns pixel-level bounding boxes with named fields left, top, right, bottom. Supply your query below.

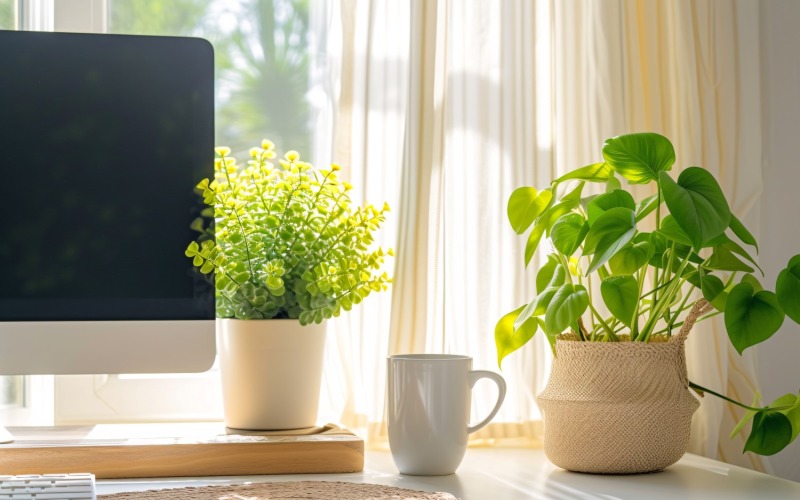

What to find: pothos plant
left=185, top=140, right=392, bottom=325
left=495, top=132, right=800, bottom=457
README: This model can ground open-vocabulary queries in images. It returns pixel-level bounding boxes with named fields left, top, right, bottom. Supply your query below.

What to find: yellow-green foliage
left=186, top=140, right=392, bottom=324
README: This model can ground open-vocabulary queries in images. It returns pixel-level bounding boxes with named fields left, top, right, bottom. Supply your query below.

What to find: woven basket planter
left=536, top=302, right=709, bottom=474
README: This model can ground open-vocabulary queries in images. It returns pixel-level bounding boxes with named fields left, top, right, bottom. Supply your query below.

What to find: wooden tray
left=0, top=423, right=364, bottom=478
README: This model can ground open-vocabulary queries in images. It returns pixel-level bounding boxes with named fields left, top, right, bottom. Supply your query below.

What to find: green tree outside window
left=109, top=0, right=312, bottom=157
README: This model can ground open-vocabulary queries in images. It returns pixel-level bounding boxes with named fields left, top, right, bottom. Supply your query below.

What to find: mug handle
left=466, top=370, right=507, bottom=434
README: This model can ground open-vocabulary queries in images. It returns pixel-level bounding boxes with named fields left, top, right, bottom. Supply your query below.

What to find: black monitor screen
left=0, top=30, right=214, bottom=320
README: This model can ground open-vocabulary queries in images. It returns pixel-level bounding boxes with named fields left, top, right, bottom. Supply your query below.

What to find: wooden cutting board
left=0, top=423, right=364, bottom=478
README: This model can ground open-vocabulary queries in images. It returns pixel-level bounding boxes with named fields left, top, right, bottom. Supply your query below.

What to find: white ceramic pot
left=216, top=318, right=327, bottom=430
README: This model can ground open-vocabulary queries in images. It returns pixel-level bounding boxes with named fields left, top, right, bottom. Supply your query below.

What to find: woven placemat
left=99, top=481, right=458, bottom=499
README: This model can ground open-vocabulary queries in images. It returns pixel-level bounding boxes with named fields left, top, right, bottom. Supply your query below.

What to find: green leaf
left=744, top=412, right=793, bottom=456
left=704, top=233, right=763, bottom=273
left=700, top=273, right=727, bottom=311
left=550, top=213, right=589, bottom=256
left=605, top=176, right=622, bottom=192
left=544, top=284, right=589, bottom=335
left=587, top=190, right=636, bottom=226
left=725, top=282, right=785, bottom=355
left=507, top=187, right=553, bottom=234
left=583, top=207, right=637, bottom=275
left=731, top=394, right=762, bottom=439
left=536, top=255, right=559, bottom=293
left=185, top=241, right=199, bottom=257
left=730, top=214, right=758, bottom=252
left=741, top=274, right=763, bottom=293
left=600, top=275, right=639, bottom=327
left=659, top=167, right=731, bottom=250
left=524, top=183, right=584, bottom=266
left=705, top=244, right=754, bottom=273
left=519, top=264, right=568, bottom=330
left=657, top=215, right=694, bottom=247
left=524, top=222, right=547, bottom=267
left=515, top=285, right=560, bottom=330
left=602, top=133, right=676, bottom=184
left=608, top=241, right=651, bottom=275
left=635, top=194, right=660, bottom=222
left=555, top=162, right=613, bottom=183
left=495, top=306, right=540, bottom=368
left=777, top=254, right=800, bottom=324
left=771, top=393, right=800, bottom=443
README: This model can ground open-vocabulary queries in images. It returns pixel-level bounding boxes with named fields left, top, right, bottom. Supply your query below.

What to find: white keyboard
left=0, top=473, right=96, bottom=500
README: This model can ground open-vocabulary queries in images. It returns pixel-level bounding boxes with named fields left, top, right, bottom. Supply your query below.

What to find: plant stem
left=653, top=310, right=721, bottom=336
left=588, top=302, right=618, bottom=341
left=639, top=256, right=691, bottom=342
left=631, top=266, right=646, bottom=340
left=221, top=158, right=256, bottom=277
left=689, top=381, right=795, bottom=413
left=667, top=288, right=694, bottom=336
left=652, top=187, right=662, bottom=306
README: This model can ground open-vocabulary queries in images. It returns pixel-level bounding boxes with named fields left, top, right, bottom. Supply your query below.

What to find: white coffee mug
left=387, top=354, right=507, bottom=475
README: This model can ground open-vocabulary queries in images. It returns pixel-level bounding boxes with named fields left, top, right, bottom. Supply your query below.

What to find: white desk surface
left=97, top=448, right=800, bottom=499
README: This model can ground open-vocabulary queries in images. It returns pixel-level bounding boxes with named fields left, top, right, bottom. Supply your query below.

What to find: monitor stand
left=0, top=425, right=13, bottom=444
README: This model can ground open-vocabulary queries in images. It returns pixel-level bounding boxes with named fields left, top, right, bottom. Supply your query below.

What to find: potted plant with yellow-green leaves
left=186, top=141, right=392, bottom=430
left=496, top=133, right=800, bottom=473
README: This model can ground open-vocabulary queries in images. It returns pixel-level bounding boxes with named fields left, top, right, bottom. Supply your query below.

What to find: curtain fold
left=317, top=0, right=767, bottom=470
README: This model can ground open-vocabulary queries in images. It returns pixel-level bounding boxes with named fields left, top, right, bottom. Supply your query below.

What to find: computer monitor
left=0, top=30, right=216, bottom=378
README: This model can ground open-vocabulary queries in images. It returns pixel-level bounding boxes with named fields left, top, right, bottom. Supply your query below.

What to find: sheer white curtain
left=314, top=0, right=767, bottom=469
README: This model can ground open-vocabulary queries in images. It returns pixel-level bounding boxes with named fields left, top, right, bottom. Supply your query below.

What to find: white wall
left=757, top=0, right=800, bottom=482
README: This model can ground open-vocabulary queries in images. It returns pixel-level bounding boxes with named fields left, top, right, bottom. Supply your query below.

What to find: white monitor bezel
left=0, top=321, right=215, bottom=375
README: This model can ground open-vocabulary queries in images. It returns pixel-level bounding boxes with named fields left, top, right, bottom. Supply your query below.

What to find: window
left=0, top=0, right=15, bottom=29
left=109, top=0, right=315, bottom=158
left=52, top=0, right=326, bottom=424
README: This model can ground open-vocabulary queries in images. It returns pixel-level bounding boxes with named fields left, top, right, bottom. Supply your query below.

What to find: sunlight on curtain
left=317, top=0, right=767, bottom=469
left=314, top=0, right=554, bottom=446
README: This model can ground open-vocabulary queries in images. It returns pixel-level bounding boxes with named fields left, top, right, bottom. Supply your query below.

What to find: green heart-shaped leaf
left=725, top=282, right=785, bottom=355
left=544, top=284, right=589, bottom=335
left=551, top=213, right=589, bottom=256
left=508, top=187, right=553, bottom=234
left=770, top=393, right=800, bottom=442
left=602, top=133, right=675, bottom=184
left=659, top=167, right=731, bottom=250
left=587, top=190, right=636, bottom=226
left=777, top=254, right=800, bottom=324
left=600, top=275, right=639, bottom=327
left=744, top=411, right=793, bottom=456
left=495, top=306, right=540, bottom=368
left=583, top=207, right=637, bottom=275
left=608, top=240, right=651, bottom=275
left=700, top=272, right=727, bottom=312
left=555, top=162, right=613, bottom=183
